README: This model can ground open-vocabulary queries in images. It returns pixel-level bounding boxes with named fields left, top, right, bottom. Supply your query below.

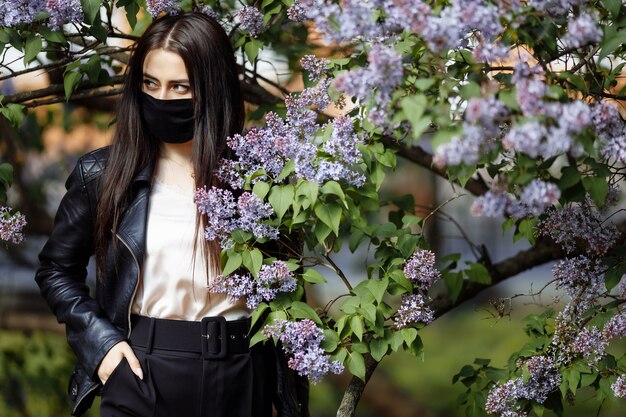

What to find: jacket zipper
left=116, top=233, right=141, bottom=337
left=72, top=382, right=99, bottom=415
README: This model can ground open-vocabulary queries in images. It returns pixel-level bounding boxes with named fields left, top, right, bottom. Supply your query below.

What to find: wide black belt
left=129, top=314, right=250, bottom=359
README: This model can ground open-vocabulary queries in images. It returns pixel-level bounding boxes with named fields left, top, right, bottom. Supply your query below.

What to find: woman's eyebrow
left=142, top=72, right=189, bottom=84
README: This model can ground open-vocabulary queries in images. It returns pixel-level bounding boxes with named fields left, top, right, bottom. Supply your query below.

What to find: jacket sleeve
left=35, top=160, right=126, bottom=380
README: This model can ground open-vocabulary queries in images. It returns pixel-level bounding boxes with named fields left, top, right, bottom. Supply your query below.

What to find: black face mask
left=140, top=92, right=195, bottom=143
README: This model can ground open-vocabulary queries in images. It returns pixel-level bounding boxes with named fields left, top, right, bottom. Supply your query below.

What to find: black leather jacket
left=35, top=147, right=309, bottom=416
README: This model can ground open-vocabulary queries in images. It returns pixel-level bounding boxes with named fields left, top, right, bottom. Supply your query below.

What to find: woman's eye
left=174, top=84, right=190, bottom=93
left=143, top=79, right=157, bottom=89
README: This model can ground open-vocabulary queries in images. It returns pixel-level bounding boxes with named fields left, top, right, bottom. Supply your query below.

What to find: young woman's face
left=142, top=49, right=192, bottom=100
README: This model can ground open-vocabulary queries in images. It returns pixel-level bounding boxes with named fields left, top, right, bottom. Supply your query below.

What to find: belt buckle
left=201, top=316, right=228, bottom=359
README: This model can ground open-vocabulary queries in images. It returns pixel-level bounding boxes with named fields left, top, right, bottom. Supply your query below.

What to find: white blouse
left=131, top=178, right=249, bottom=321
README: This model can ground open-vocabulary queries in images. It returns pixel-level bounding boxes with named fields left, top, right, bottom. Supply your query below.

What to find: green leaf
left=0, top=104, right=25, bottom=128
left=244, top=39, right=263, bottom=63
left=242, top=248, right=263, bottom=278
left=252, top=181, right=270, bottom=200
left=39, top=27, right=66, bottom=44
left=582, top=176, right=608, bottom=207
left=348, top=229, right=366, bottom=252
left=23, top=35, right=42, bottom=65
left=400, top=328, right=417, bottom=346
left=63, top=71, right=83, bottom=100
left=81, top=55, right=102, bottom=83
left=359, top=304, right=377, bottom=325
left=268, top=184, right=293, bottom=221
left=347, top=351, right=366, bottom=381
left=289, top=301, right=321, bottom=325
left=599, top=29, right=626, bottom=62
left=276, top=159, right=295, bottom=182
left=222, top=252, right=243, bottom=276
left=351, top=316, right=364, bottom=341
left=321, top=329, right=339, bottom=352
left=314, top=202, right=342, bottom=236
left=250, top=303, right=269, bottom=330
left=559, top=165, right=581, bottom=190
left=314, top=221, right=332, bottom=244
left=367, top=277, right=388, bottom=304
left=320, top=180, right=345, bottom=201
left=603, top=0, right=622, bottom=17
left=459, top=82, right=480, bottom=99
left=81, top=0, right=101, bottom=24
left=296, top=180, right=319, bottom=205
left=465, top=262, right=491, bottom=285
left=0, top=163, right=14, bottom=186
left=369, top=338, right=388, bottom=362
left=443, top=271, right=464, bottom=303
left=517, top=218, right=537, bottom=245
left=302, top=269, right=327, bottom=284
left=401, top=94, right=427, bottom=137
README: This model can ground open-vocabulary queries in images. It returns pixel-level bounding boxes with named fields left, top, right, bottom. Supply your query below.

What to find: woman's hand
left=97, top=341, right=143, bottom=384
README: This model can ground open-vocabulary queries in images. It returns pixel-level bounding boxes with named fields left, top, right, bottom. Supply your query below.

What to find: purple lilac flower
left=464, top=97, right=508, bottom=135
left=433, top=125, right=485, bottom=167
left=287, top=1, right=307, bottom=22
left=197, top=4, right=219, bottom=19
left=601, top=135, right=626, bottom=164
left=538, top=203, right=620, bottom=256
left=256, top=261, right=297, bottom=303
left=421, top=6, right=465, bottom=51
left=323, top=115, right=363, bottom=165
left=529, top=0, right=585, bottom=16
left=237, top=6, right=265, bottom=38
left=0, top=0, right=45, bottom=27
left=145, top=0, right=180, bottom=17
left=571, top=327, right=607, bottom=362
left=471, top=191, right=511, bottom=217
left=485, top=379, right=526, bottom=416
left=552, top=256, right=605, bottom=300
left=486, top=356, right=560, bottom=415
left=618, top=279, right=626, bottom=300
left=563, top=12, right=603, bottom=49
left=210, top=273, right=254, bottom=301
left=512, top=62, right=547, bottom=117
left=0, top=206, right=27, bottom=244
left=194, top=187, right=277, bottom=248
left=603, top=312, right=626, bottom=340
left=473, top=41, right=509, bottom=62
left=211, top=261, right=297, bottom=309
left=516, top=180, right=560, bottom=217
left=394, top=294, right=434, bottom=328
left=44, top=0, right=83, bottom=29
left=297, top=78, right=332, bottom=111
left=300, top=55, right=330, bottom=83
left=502, top=121, right=545, bottom=158
left=381, top=0, right=431, bottom=34
left=333, top=43, right=403, bottom=127
left=612, top=375, right=626, bottom=398
left=264, top=319, right=344, bottom=383
left=592, top=101, right=624, bottom=139
left=560, top=100, right=592, bottom=133
left=403, top=249, right=440, bottom=291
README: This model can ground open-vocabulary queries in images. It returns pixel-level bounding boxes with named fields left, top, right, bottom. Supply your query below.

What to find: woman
left=35, top=12, right=308, bottom=417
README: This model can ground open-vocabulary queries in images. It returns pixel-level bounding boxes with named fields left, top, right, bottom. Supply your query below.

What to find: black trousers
left=100, top=317, right=275, bottom=417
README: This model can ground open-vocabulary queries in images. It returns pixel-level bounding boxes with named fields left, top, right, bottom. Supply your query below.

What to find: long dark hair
left=95, top=12, right=244, bottom=279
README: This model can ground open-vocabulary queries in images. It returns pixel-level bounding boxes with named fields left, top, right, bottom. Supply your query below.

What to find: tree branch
left=336, top=353, right=379, bottom=417
left=381, top=135, right=490, bottom=196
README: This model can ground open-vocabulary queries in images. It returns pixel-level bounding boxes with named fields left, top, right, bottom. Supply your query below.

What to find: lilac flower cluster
left=571, top=327, right=607, bottom=361
left=393, top=294, right=434, bottom=328
left=236, top=6, right=265, bottom=38
left=0, top=0, right=83, bottom=28
left=145, top=0, right=180, bottom=17
left=333, top=43, right=403, bottom=128
left=603, top=312, right=626, bottom=341
left=300, top=55, right=330, bottom=83
left=0, top=206, right=27, bottom=245
left=612, top=375, right=626, bottom=398
left=470, top=180, right=560, bottom=219
left=538, top=202, right=620, bottom=256
left=218, top=100, right=366, bottom=189
left=486, top=356, right=561, bottom=416
left=403, top=249, right=441, bottom=291
left=263, top=319, right=344, bottom=383
left=529, top=0, right=585, bottom=16
left=563, top=12, right=603, bottom=49
left=592, top=102, right=626, bottom=164
left=194, top=187, right=277, bottom=249
left=211, top=260, right=297, bottom=309
left=45, top=0, right=83, bottom=29
left=434, top=97, right=508, bottom=167
left=552, top=256, right=605, bottom=301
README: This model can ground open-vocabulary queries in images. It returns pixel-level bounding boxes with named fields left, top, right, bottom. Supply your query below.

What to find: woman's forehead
left=143, top=49, right=189, bottom=81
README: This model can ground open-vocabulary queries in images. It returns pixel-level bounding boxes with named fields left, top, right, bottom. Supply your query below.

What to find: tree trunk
left=336, top=353, right=379, bottom=417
